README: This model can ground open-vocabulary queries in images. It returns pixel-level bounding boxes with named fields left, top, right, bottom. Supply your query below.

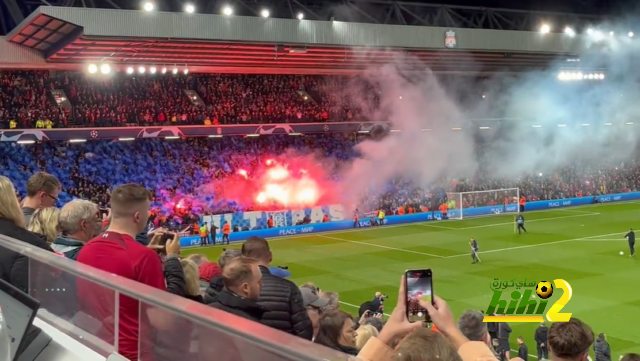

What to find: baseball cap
left=301, top=287, right=330, bottom=308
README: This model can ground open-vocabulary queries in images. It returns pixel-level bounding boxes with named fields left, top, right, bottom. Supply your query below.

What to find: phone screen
left=405, top=269, right=433, bottom=322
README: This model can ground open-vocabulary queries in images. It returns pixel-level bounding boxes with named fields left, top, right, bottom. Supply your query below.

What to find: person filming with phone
left=355, top=275, right=500, bottom=361
left=76, top=184, right=186, bottom=361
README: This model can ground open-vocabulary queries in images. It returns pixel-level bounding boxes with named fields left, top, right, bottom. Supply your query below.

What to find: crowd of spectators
left=2, top=134, right=640, bottom=225
left=0, top=71, right=381, bottom=129
left=0, top=171, right=631, bottom=361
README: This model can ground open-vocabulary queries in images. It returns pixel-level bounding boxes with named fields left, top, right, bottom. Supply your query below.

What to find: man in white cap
left=300, top=287, right=330, bottom=341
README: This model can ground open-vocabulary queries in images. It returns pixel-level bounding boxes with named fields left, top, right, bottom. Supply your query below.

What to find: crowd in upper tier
left=1, top=135, right=639, bottom=223
left=0, top=71, right=384, bottom=129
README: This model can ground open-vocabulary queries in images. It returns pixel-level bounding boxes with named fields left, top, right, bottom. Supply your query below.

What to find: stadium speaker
left=370, top=123, right=390, bottom=140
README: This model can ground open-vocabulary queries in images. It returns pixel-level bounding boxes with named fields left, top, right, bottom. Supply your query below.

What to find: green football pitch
left=183, top=201, right=640, bottom=357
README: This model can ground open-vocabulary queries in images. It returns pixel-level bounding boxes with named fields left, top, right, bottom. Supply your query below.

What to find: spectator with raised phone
left=76, top=184, right=185, bottom=361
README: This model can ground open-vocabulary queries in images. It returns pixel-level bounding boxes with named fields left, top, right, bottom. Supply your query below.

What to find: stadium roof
left=3, top=6, right=596, bottom=74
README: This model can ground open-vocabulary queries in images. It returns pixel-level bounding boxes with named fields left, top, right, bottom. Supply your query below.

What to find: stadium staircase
left=184, top=90, right=206, bottom=107
left=49, top=89, right=75, bottom=126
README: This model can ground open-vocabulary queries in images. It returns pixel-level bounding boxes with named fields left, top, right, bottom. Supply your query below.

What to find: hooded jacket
left=52, top=235, right=86, bottom=261
left=204, top=275, right=225, bottom=304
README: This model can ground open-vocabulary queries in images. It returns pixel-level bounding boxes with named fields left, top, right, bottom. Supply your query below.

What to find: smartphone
left=160, top=232, right=176, bottom=246
left=405, top=269, right=434, bottom=323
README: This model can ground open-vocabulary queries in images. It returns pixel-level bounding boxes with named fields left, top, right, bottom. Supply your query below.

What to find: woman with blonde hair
left=356, top=325, right=379, bottom=350
left=155, top=258, right=203, bottom=360
left=180, top=259, right=204, bottom=303
left=27, top=207, right=60, bottom=244
left=0, top=175, right=53, bottom=293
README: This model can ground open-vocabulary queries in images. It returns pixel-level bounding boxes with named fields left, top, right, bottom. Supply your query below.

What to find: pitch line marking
left=557, top=209, right=601, bottom=215
left=419, top=212, right=600, bottom=231
left=317, top=235, right=445, bottom=258
left=443, top=231, right=625, bottom=259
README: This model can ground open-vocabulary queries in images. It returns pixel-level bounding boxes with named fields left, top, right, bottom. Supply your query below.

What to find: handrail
left=0, top=234, right=350, bottom=360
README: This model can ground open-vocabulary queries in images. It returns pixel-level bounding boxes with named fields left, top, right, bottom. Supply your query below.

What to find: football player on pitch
left=470, top=237, right=480, bottom=264
left=515, top=214, right=527, bottom=234
left=625, top=228, right=635, bottom=257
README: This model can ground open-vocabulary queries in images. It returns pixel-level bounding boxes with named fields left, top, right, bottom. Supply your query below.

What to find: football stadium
left=2, top=0, right=640, bottom=361
left=184, top=202, right=640, bottom=356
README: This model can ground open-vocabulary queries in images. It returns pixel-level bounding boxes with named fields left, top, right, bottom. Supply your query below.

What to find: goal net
left=445, top=188, right=520, bottom=220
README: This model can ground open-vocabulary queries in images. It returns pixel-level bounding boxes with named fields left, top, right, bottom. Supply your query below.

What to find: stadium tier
left=0, top=71, right=381, bottom=129
left=2, top=136, right=639, bottom=221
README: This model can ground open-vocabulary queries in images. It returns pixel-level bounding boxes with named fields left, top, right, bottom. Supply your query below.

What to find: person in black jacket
left=594, top=333, right=611, bottom=361
left=0, top=175, right=55, bottom=294
left=534, top=322, right=549, bottom=360
left=209, top=257, right=266, bottom=321
left=518, top=336, right=529, bottom=361
left=241, top=236, right=312, bottom=339
left=497, top=320, right=512, bottom=360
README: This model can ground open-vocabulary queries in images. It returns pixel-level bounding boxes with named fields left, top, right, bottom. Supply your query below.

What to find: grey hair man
left=218, top=249, right=242, bottom=269
left=205, top=248, right=243, bottom=304
left=186, top=254, right=209, bottom=266
left=51, top=199, right=100, bottom=260
left=319, top=291, right=339, bottom=313
left=458, top=310, right=492, bottom=346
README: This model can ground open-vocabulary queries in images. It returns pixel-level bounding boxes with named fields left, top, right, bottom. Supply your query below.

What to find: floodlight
left=87, top=64, right=97, bottom=74
left=185, top=4, right=195, bottom=13
left=172, top=68, right=178, bottom=74
left=587, top=28, right=594, bottom=35
left=592, top=30, right=603, bottom=40
left=138, top=66, right=146, bottom=74
left=629, top=32, right=634, bottom=38
left=143, top=2, right=154, bottom=11
left=126, top=67, right=134, bottom=74
left=100, top=64, right=111, bottom=74
left=161, top=67, right=167, bottom=74
left=540, top=24, right=550, bottom=34
left=222, top=6, right=232, bottom=16
left=297, top=13, right=304, bottom=20
left=564, top=27, right=575, bottom=37
left=149, top=66, right=157, bottom=74
left=183, top=68, right=189, bottom=75
left=261, top=9, right=270, bottom=18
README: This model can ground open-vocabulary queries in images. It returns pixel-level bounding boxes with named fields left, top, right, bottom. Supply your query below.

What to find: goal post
left=446, top=188, right=520, bottom=220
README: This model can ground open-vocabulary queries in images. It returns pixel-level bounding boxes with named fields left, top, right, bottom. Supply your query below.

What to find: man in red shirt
left=77, top=184, right=180, bottom=361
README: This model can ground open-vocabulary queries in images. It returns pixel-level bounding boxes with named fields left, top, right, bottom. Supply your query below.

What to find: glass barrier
left=0, top=234, right=356, bottom=361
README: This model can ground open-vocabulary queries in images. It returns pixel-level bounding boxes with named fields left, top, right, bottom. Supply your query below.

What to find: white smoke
left=337, top=25, right=640, bottom=203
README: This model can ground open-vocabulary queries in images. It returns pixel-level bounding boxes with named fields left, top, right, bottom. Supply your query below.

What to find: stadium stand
left=0, top=71, right=383, bottom=129
left=1, top=135, right=639, bottom=227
